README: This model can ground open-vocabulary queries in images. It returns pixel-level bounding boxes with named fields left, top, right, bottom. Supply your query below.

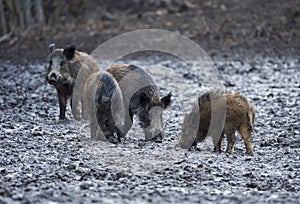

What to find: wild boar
left=46, top=44, right=98, bottom=119
left=94, top=72, right=125, bottom=143
left=180, top=90, right=255, bottom=154
left=106, top=64, right=172, bottom=141
left=82, top=71, right=124, bottom=142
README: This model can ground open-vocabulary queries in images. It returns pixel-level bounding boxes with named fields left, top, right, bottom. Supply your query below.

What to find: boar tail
left=247, top=104, right=255, bottom=132
left=247, top=111, right=253, bottom=132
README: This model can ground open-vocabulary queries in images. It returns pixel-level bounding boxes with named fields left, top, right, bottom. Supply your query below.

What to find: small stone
left=246, top=182, right=258, bottom=188
left=79, top=181, right=93, bottom=189
left=0, top=168, right=6, bottom=174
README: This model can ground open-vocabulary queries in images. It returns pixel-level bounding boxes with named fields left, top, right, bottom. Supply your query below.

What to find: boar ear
left=48, top=43, right=56, bottom=53
left=63, top=45, right=76, bottom=60
left=140, top=92, right=151, bottom=107
left=161, top=92, right=172, bottom=109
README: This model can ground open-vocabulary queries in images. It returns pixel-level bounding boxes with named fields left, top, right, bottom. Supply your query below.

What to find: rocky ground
left=0, top=52, right=299, bottom=203
left=1, top=0, right=300, bottom=203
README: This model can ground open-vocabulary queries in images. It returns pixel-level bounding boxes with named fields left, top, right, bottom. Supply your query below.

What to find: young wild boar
left=46, top=44, right=98, bottom=119
left=106, top=64, right=172, bottom=141
left=180, top=90, right=255, bottom=154
left=82, top=71, right=124, bottom=142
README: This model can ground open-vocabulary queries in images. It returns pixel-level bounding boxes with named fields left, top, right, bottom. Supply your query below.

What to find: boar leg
left=226, top=131, right=236, bottom=154
left=190, top=139, right=198, bottom=149
left=238, top=125, right=254, bottom=154
left=90, top=117, right=97, bottom=139
left=58, top=91, right=67, bottom=120
left=70, top=98, right=72, bottom=110
left=96, top=129, right=105, bottom=141
left=90, top=113, right=106, bottom=141
left=214, top=133, right=224, bottom=153
left=117, top=129, right=125, bottom=142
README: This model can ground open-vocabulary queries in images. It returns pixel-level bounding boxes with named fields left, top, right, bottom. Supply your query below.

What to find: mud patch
left=0, top=54, right=299, bottom=203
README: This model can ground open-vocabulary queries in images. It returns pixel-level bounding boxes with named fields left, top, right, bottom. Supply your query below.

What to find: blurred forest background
left=0, top=0, right=299, bottom=62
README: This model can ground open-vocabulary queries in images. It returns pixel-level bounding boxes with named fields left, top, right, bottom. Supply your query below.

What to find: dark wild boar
left=106, top=64, right=172, bottom=141
left=82, top=71, right=124, bottom=142
left=94, top=72, right=125, bottom=143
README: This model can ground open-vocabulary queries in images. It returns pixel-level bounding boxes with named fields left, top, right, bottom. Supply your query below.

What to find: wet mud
left=0, top=53, right=299, bottom=203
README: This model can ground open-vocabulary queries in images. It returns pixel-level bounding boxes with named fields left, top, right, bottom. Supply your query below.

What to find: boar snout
left=106, top=133, right=120, bottom=144
left=48, top=72, right=60, bottom=85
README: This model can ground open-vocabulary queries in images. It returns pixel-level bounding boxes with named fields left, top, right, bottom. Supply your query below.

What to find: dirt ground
left=0, top=0, right=300, bottom=203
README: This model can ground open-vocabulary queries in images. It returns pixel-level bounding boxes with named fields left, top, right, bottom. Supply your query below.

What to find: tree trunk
left=15, top=0, right=24, bottom=30
left=34, top=0, right=44, bottom=25
left=0, top=0, right=7, bottom=35
left=54, top=0, right=62, bottom=24
left=5, top=0, right=19, bottom=32
left=23, top=0, right=32, bottom=26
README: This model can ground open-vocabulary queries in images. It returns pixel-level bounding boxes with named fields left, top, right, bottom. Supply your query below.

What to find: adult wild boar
left=46, top=44, right=98, bottom=119
left=106, top=64, right=172, bottom=141
left=180, top=90, right=255, bottom=154
left=82, top=71, right=124, bottom=142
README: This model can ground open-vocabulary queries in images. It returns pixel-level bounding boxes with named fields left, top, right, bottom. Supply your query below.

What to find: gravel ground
left=0, top=52, right=299, bottom=203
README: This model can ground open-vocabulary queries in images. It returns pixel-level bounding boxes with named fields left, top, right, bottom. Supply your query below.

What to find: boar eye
left=49, top=60, right=52, bottom=66
left=60, top=60, right=64, bottom=66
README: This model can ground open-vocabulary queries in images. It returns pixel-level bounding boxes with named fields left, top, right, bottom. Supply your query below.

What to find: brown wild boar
left=82, top=71, right=124, bottom=142
left=106, top=64, right=172, bottom=141
left=46, top=44, right=98, bottom=119
left=180, top=90, right=255, bottom=154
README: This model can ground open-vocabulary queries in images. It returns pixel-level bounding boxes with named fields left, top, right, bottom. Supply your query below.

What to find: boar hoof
left=213, top=147, right=222, bottom=153
left=149, top=133, right=163, bottom=143
left=72, top=113, right=81, bottom=121
left=195, top=147, right=201, bottom=151
left=59, top=116, right=66, bottom=120
left=214, top=149, right=222, bottom=154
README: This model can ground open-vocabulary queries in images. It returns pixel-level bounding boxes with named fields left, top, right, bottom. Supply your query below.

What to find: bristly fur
left=47, top=44, right=99, bottom=120
left=180, top=89, right=256, bottom=154
left=197, top=88, right=227, bottom=106
left=94, top=71, right=124, bottom=143
left=105, top=64, right=171, bottom=141
left=97, top=72, right=117, bottom=102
